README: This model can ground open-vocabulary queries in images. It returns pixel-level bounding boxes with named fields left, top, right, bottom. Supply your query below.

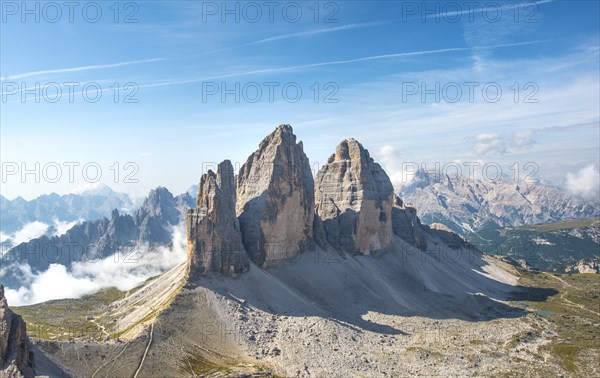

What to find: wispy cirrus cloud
left=0, top=58, right=165, bottom=81
left=284, top=40, right=547, bottom=68
left=1, top=40, right=547, bottom=103
left=134, top=40, right=548, bottom=90
left=246, top=22, right=384, bottom=45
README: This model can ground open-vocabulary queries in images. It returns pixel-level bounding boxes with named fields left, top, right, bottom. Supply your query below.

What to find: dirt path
left=560, top=294, right=600, bottom=317
left=542, top=272, right=579, bottom=290
left=91, top=342, right=131, bottom=378
left=89, top=318, right=110, bottom=339
left=133, top=323, right=154, bottom=378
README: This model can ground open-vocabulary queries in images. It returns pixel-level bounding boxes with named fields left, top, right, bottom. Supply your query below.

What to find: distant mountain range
left=0, top=187, right=195, bottom=289
left=3, top=163, right=599, bottom=293
left=400, top=170, right=600, bottom=236
left=0, top=184, right=136, bottom=237
left=3, top=125, right=582, bottom=378
left=469, top=218, right=600, bottom=273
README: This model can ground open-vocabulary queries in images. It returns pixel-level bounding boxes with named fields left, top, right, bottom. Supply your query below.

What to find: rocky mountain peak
left=315, top=139, right=395, bottom=254
left=276, top=123, right=293, bottom=134
left=140, top=187, right=177, bottom=216
left=329, top=138, right=371, bottom=164
left=255, top=124, right=296, bottom=153
left=401, top=170, right=600, bottom=235
left=187, top=160, right=249, bottom=277
left=186, top=125, right=436, bottom=266
left=236, top=125, right=315, bottom=267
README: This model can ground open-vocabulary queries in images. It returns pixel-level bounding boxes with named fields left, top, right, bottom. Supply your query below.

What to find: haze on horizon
left=1, top=0, right=598, bottom=201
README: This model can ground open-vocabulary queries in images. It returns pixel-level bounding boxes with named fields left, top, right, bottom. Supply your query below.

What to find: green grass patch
left=510, top=269, right=600, bottom=376
left=551, top=343, right=580, bottom=373
left=13, top=287, right=127, bottom=341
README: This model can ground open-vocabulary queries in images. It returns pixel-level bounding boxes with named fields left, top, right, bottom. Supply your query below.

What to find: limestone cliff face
left=315, top=139, right=395, bottom=254
left=236, top=125, right=315, bottom=267
left=187, top=126, right=433, bottom=270
left=187, top=160, right=249, bottom=277
left=0, top=285, right=34, bottom=378
left=391, top=196, right=428, bottom=251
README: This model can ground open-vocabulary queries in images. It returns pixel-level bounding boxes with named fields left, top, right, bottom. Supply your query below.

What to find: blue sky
left=1, top=0, right=599, bottom=200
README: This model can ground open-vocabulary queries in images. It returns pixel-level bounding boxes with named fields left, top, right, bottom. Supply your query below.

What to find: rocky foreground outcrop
left=0, top=285, right=34, bottom=378
left=236, top=125, right=315, bottom=267
left=315, top=139, right=395, bottom=254
left=187, top=160, right=249, bottom=277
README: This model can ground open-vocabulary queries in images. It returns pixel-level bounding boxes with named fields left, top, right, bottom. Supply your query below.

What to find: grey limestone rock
left=0, top=285, right=35, bottom=378
left=315, top=139, right=395, bottom=254
left=187, top=160, right=249, bottom=277
left=236, top=125, right=315, bottom=267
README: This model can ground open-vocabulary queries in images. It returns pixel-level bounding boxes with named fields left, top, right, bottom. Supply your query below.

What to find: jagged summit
left=328, top=138, right=369, bottom=162
left=274, top=123, right=293, bottom=133
left=186, top=125, right=434, bottom=270
left=236, top=124, right=315, bottom=267
left=315, top=138, right=395, bottom=254
left=187, top=160, right=249, bottom=277
left=401, top=168, right=600, bottom=235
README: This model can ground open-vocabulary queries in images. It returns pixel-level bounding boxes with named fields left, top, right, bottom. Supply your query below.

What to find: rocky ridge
left=1, top=187, right=194, bottom=290
left=0, top=185, right=134, bottom=237
left=187, top=125, right=440, bottom=275
left=400, top=169, right=600, bottom=236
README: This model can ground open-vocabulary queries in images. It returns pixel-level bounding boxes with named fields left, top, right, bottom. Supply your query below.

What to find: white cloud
left=1, top=219, right=81, bottom=247
left=4, top=226, right=187, bottom=306
left=513, top=130, right=536, bottom=149
left=470, top=130, right=537, bottom=156
left=472, top=133, right=507, bottom=156
left=122, top=40, right=547, bottom=93
left=68, top=182, right=113, bottom=195
left=10, top=221, right=49, bottom=246
left=0, top=232, right=10, bottom=243
left=375, top=145, right=413, bottom=193
left=565, top=165, right=600, bottom=200
left=52, top=219, right=81, bottom=237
